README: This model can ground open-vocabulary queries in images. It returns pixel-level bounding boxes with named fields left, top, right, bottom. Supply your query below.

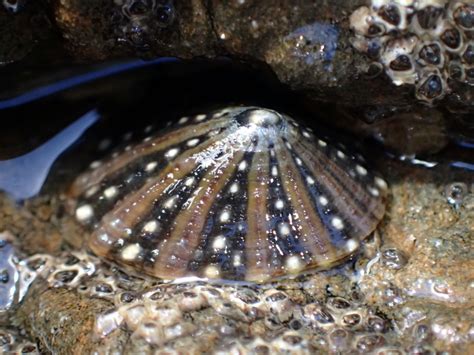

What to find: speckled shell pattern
left=70, top=107, right=388, bottom=282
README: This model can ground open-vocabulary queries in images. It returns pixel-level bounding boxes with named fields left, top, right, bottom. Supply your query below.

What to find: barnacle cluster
left=350, top=0, right=474, bottom=103
left=16, top=251, right=416, bottom=354
left=0, top=328, right=38, bottom=353
left=112, top=0, right=175, bottom=47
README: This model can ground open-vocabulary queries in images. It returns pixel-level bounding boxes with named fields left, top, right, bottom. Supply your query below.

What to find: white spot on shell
left=238, top=161, right=248, bottom=171
left=318, top=140, right=327, bottom=147
left=356, top=165, right=368, bottom=176
left=307, top=176, right=315, bottom=185
left=302, top=130, right=311, bottom=138
left=85, top=185, right=99, bottom=198
left=278, top=222, right=291, bottom=236
left=295, top=157, right=303, bottom=166
left=337, top=150, right=346, bottom=159
left=212, top=236, right=226, bottom=250
left=145, top=161, right=158, bottom=172
left=184, top=177, right=195, bottom=187
left=369, top=186, right=380, bottom=197
left=219, top=210, right=231, bottom=223
left=165, top=148, right=180, bottom=159
left=331, top=217, right=344, bottom=230
left=208, top=129, right=219, bottom=137
left=285, top=142, right=293, bottom=149
left=195, top=114, right=206, bottom=122
left=319, top=196, right=329, bottom=206
left=121, top=244, right=142, bottom=261
left=76, top=205, right=94, bottom=222
left=104, top=186, right=118, bottom=199
left=275, top=199, right=285, bottom=210
left=346, top=239, right=359, bottom=253
left=285, top=255, right=304, bottom=273
left=233, top=253, right=242, bottom=267
left=186, top=138, right=200, bottom=147
left=204, top=265, right=220, bottom=278
left=164, top=196, right=178, bottom=209
left=178, top=116, right=189, bottom=125
left=143, top=220, right=159, bottom=233
left=375, top=177, right=388, bottom=190
left=271, top=166, right=278, bottom=177
left=229, top=182, right=239, bottom=194
left=90, top=160, right=101, bottom=169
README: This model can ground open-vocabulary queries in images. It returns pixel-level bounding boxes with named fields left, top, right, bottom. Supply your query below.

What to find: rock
left=1, top=154, right=472, bottom=353
left=2, top=0, right=468, bottom=110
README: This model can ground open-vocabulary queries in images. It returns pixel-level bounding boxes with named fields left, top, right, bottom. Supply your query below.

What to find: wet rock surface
left=0, top=157, right=472, bottom=353
left=1, top=1, right=473, bottom=111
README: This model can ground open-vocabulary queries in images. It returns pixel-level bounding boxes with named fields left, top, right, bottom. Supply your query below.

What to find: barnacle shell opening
left=70, top=107, right=387, bottom=282
left=350, top=0, right=474, bottom=103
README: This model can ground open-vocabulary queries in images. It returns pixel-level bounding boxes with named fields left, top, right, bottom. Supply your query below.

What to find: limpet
left=70, top=107, right=387, bottom=282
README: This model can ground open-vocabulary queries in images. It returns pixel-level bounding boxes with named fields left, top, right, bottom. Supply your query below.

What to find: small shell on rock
left=70, top=107, right=387, bottom=282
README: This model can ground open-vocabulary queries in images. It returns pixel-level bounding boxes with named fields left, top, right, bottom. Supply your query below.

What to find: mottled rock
left=15, top=0, right=467, bottom=110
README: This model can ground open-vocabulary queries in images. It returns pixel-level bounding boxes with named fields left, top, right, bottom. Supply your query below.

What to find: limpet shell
left=70, top=107, right=387, bottom=282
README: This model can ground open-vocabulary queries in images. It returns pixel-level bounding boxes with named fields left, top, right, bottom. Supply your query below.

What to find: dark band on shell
left=70, top=107, right=388, bottom=282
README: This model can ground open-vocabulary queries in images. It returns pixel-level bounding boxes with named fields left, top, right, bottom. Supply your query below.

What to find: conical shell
left=71, top=107, right=387, bottom=282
